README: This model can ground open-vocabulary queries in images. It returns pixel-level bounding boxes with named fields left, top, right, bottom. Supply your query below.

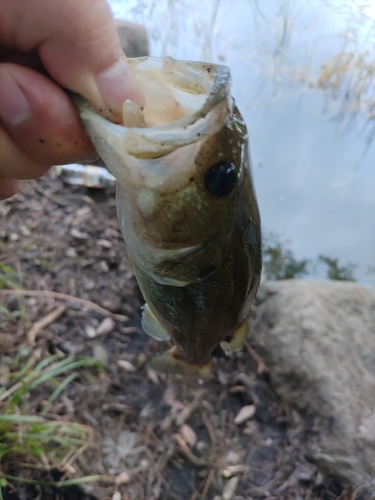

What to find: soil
left=0, top=172, right=352, bottom=500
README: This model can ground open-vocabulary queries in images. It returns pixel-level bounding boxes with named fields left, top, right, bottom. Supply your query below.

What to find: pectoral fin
left=150, top=346, right=212, bottom=380
left=141, top=304, right=170, bottom=341
left=220, top=320, right=248, bottom=356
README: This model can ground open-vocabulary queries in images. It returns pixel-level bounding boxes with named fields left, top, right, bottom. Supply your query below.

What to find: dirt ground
left=0, top=172, right=351, bottom=500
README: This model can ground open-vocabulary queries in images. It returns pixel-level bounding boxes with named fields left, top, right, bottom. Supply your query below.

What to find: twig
left=32, top=181, right=70, bottom=207
left=174, top=434, right=222, bottom=469
left=244, top=341, right=268, bottom=374
left=175, top=389, right=206, bottom=426
left=59, top=444, right=92, bottom=481
left=0, top=289, right=129, bottom=322
left=154, top=439, right=176, bottom=475
left=201, top=468, right=215, bottom=500
left=201, top=412, right=217, bottom=461
left=101, top=403, right=132, bottom=413
left=27, top=305, right=66, bottom=345
left=248, top=471, right=284, bottom=494
left=33, top=181, right=100, bottom=208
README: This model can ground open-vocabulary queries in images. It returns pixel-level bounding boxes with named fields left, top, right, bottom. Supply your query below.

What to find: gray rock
left=353, top=480, right=375, bottom=500
left=257, top=280, right=375, bottom=486
left=115, top=19, right=149, bottom=58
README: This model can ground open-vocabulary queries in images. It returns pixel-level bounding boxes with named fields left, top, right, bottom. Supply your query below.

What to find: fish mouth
left=73, top=57, right=232, bottom=190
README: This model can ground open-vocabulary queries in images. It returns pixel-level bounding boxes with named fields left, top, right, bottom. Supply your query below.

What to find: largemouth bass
left=74, top=57, right=262, bottom=379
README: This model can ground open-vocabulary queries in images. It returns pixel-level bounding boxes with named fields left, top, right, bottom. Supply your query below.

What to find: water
left=109, top=0, right=375, bottom=286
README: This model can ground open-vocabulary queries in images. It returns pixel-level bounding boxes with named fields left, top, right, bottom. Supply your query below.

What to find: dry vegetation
left=0, top=172, right=353, bottom=499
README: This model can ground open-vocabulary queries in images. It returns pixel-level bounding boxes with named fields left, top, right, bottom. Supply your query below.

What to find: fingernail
left=95, top=56, right=144, bottom=112
left=0, top=71, right=31, bottom=126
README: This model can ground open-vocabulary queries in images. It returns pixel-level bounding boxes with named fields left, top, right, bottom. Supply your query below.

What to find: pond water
left=109, top=0, right=375, bottom=286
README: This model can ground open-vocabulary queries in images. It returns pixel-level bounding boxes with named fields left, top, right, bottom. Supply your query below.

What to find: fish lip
left=73, top=95, right=230, bottom=160
left=72, top=57, right=232, bottom=159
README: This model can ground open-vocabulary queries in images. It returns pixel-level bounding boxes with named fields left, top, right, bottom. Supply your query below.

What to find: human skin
left=0, top=0, right=144, bottom=200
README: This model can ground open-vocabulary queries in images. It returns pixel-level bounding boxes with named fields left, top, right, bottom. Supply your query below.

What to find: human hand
left=0, top=0, right=144, bottom=200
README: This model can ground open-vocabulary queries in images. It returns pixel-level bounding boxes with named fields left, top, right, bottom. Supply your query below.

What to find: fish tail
left=150, top=346, right=212, bottom=380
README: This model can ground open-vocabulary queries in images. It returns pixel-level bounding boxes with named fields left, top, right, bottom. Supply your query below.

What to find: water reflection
left=109, top=0, right=375, bottom=286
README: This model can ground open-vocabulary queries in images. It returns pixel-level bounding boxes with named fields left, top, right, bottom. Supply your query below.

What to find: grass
left=0, top=353, right=104, bottom=494
left=0, top=260, right=105, bottom=491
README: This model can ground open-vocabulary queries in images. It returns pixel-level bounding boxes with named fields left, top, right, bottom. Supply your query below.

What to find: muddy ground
left=0, top=172, right=352, bottom=500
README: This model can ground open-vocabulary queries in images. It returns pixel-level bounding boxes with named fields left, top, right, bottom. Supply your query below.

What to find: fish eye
left=204, top=161, right=238, bottom=197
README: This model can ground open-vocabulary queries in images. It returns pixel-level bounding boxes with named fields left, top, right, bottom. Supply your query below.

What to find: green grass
left=0, top=353, right=104, bottom=493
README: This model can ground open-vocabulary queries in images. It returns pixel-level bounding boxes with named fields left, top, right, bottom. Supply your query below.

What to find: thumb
left=0, top=0, right=144, bottom=120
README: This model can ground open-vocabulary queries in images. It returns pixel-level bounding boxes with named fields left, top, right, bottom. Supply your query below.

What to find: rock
left=353, top=480, right=375, bottom=500
left=115, top=20, right=149, bottom=57
left=257, top=280, right=375, bottom=486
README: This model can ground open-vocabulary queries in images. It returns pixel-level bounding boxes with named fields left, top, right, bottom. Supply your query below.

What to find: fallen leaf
left=97, top=239, right=112, bottom=248
left=179, top=424, right=197, bottom=448
left=97, top=317, right=115, bottom=335
left=117, top=360, right=136, bottom=372
left=234, top=404, right=256, bottom=425
left=70, top=228, right=89, bottom=239
left=146, top=367, right=159, bottom=384
left=115, top=471, right=131, bottom=485
left=222, top=465, right=248, bottom=478
left=84, top=325, right=97, bottom=339
left=222, top=476, right=239, bottom=500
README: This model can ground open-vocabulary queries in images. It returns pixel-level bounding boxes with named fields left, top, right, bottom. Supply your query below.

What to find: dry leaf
left=222, top=465, right=247, bottom=478
left=222, top=476, right=239, bottom=500
left=70, top=228, right=89, bottom=239
left=179, top=424, right=197, bottom=448
left=97, top=317, right=115, bottom=335
left=115, top=471, right=131, bottom=485
left=234, top=404, right=256, bottom=425
left=85, top=325, right=97, bottom=339
left=117, top=360, right=136, bottom=372
left=147, top=367, right=159, bottom=384
left=97, top=239, right=112, bottom=248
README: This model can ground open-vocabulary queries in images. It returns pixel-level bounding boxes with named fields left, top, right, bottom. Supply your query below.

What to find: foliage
left=263, top=233, right=310, bottom=280
left=0, top=354, right=104, bottom=492
left=0, top=262, right=21, bottom=291
left=318, top=35, right=375, bottom=147
left=263, top=232, right=357, bottom=282
left=318, top=255, right=357, bottom=282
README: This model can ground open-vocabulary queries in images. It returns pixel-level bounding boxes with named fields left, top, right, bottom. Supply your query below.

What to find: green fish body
left=74, top=57, right=262, bottom=379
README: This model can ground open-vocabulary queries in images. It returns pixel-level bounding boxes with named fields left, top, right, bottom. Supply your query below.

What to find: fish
left=73, top=56, right=262, bottom=379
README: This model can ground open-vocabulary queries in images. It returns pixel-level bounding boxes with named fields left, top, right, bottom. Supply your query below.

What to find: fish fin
left=220, top=320, right=248, bottom=356
left=141, top=304, right=170, bottom=341
left=150, top=347, right=212, bottom=380
left=127, top=254, right=134, bottom=271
